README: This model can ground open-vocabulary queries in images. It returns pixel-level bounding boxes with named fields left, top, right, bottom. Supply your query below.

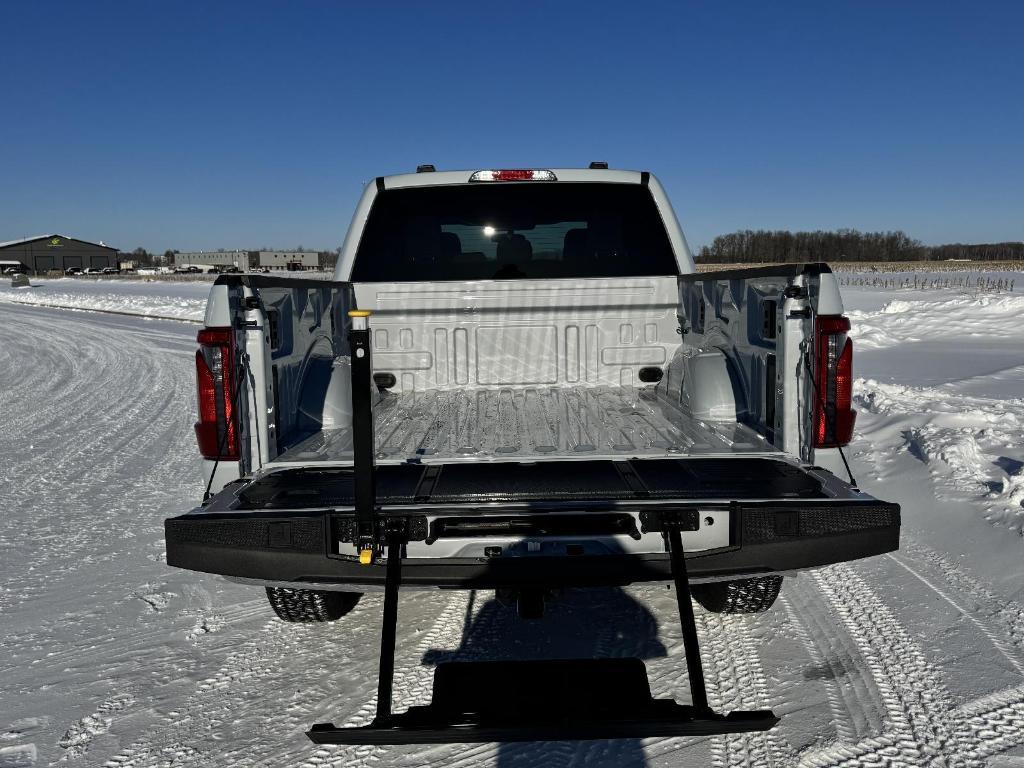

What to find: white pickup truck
left=165, top=166, right=899, bottom=742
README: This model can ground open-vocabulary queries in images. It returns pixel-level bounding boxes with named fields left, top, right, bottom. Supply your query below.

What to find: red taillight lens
left=194, top=327, right=238, bottom=460
left=492, top=169, right=534, bottom=181
left=196, top=351, right=217, bottom=423
left=814, top=315, right=856, bottom=448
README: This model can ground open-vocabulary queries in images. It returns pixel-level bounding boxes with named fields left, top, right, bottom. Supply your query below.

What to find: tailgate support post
left=666, top=526, right=710, bottom=712
left=348, top=310, right=377, bottom=558
left=375, top=529, right=403, bottom=722
left=348, top=307, right=407, bottom=725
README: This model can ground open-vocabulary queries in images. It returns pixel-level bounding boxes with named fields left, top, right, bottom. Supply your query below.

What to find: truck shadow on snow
left=422, top=586, right=667, bottom=768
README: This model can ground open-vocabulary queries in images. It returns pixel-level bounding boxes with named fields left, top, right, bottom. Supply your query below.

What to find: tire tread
left=691, top=576, right=783, bottom=614
left=265, top=587, right=360, bottom=623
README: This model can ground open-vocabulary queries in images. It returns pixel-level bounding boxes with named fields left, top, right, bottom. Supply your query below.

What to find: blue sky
left=2, top=1, right=1021, bottom=253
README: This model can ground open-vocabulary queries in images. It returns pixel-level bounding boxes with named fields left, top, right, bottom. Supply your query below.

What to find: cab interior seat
left=493, top=233, right=533, bottom=279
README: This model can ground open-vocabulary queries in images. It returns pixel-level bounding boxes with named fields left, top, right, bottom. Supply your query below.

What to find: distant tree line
left=924, top=242, right=1024, bottom=261
left=697, top=229, right=1024, bottom=263
left=113, top=247, right=164, bottom=266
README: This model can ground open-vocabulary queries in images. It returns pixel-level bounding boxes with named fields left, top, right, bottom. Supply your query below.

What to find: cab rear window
left=351, top=182, right=678, bottom=281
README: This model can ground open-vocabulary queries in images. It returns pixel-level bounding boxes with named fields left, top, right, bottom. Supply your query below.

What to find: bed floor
left=271, top=385, right=776, bottom=466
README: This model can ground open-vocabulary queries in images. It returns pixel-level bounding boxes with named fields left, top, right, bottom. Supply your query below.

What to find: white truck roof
left=334, top=167, right=695, bottom=280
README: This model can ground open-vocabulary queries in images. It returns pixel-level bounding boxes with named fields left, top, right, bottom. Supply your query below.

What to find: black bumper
left=165, top=502, right=900, bottom=589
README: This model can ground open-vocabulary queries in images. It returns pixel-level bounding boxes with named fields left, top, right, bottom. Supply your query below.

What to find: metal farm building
left=249, top=251, right=320, bottom=270
left=0, top=235, right=117, bottom=274
left=174, top=251, right=248, bottom=270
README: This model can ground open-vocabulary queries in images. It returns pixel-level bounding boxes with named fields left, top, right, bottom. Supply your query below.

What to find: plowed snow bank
left=0, top=278, right=207, bottom=321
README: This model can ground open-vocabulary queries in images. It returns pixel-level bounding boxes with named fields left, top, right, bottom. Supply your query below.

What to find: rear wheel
left=265, top=587, right=361, bottom=623
left=690, top=576, right=782, bottom=614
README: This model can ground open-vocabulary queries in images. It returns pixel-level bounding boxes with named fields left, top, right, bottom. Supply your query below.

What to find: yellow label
left=348, top=310, right=372, bottom=318
left=359, top=549, right=373, bottom=565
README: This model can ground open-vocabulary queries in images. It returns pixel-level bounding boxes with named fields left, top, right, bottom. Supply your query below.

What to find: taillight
left=814, top=315, right=856, bottom=448
left=194, top=327, right=238, bottom=460
left=469, top=169, right=558, bottom=182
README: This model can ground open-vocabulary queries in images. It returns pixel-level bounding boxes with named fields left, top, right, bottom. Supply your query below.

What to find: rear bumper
left=165, top=503, right=900, bottom=589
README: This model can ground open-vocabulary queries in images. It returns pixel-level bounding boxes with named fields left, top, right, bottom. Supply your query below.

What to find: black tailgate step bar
left=306, top=310, right=778, bottom=744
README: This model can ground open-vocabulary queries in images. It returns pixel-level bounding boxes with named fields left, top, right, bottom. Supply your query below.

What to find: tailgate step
left=307, top=510, right=779, bottom=745
left=302, top=315, right=782, bottom=744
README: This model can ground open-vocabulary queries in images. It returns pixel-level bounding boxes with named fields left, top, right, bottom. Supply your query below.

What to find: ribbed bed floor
left=271, top=386, right=776, bottom=466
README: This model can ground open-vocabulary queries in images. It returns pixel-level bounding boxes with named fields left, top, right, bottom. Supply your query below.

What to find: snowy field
left=0, top=279, right=209, bottom=322
left=1, top=275, right=1023, bottom=767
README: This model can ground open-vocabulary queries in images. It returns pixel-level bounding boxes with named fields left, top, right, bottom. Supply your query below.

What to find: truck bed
left=271, top=384, right=776, bottom=467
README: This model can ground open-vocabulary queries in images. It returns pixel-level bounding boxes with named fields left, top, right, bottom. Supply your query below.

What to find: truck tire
left=690, top=576, right=782, bottom=614
left=265, top=587, right=361, bottom=623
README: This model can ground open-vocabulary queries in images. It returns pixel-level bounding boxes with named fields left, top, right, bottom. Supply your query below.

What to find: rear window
left=351, top=182, right=678, bottom=281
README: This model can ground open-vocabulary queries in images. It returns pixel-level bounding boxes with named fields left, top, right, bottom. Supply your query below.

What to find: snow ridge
left=856, top=378, right=1024, bottom=532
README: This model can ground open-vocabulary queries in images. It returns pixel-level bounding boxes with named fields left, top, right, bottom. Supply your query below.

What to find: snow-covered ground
left=0, top=274, right=332, bottom=322
left=0, top=279, right=209, bottom=322
left=1, top=275, right=1023, bottom=767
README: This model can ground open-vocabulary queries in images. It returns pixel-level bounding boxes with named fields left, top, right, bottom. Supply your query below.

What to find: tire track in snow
left=900, top=540, right=1024, bottom=662
left=296, top=590, right=478, bottom=768
left=617, top=585, right=794, bottom=768
left=0, top=598, right=267, bottom=683
left=887, top=553, right=1024, bottom=677
left=698, top=610, right=796, bottom=768
left=102, top=593, right=389, bottom=767
left=0, top=308, right=168, bottom=464
left=0, top=310, right=198, bottom=614
left=781, top=549, right=1024, bottom=767
left=880, top=543, right=1024, bottom=764
left=955, top=684, right=1024, bottom=763
left=804, top=564, right=970, bottom=767
left=0, top=307, right=200, bottom=615
left=0, top=307, right=285, bottom=762
left=779, top=586, right=885, bottom=746
left=0, top=304, right=221, bottom=766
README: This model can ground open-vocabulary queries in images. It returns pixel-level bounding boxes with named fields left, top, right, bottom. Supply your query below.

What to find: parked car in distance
left=173, top=266, right=202, bottom=274
left=65, top=267, right=84, bottom=276
left=83, top=267, right=104, bottom=275
left=101, top=267, right=121, bottom=275
left=3, top=265, right=27, bottom=275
